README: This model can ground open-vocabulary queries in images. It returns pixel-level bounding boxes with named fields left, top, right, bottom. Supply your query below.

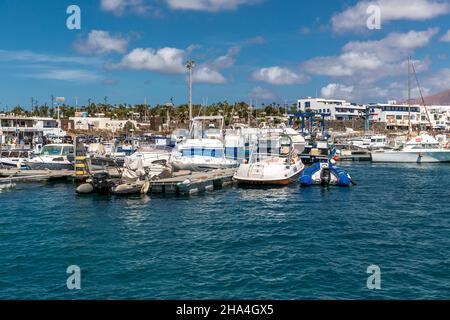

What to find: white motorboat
left=371, top=134, right=450, bottom=163
left=24, top=144, right=74, bottom=170
left=0, top=149, right=31, bottom=168
left=171, top=138, right=238, bottom=171
left=171, top=116, right=239, bottom=172
left=234, top=133, right=305, bottom=185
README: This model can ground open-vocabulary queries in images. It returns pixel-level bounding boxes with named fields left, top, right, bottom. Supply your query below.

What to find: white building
left=0, top=115, right=64, bottom=143
left=368, top=102, right=422, bottom=130
left=423, top=105, right=450, bottom=130
left=297, top=98, right=366, bottom=120
left=69, top=116, right=138, bottom=132
left=369, top=101, right=450, bottom=130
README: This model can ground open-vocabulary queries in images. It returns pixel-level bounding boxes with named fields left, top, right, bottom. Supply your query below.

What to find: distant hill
left=411, top=89, right=450, bottom=105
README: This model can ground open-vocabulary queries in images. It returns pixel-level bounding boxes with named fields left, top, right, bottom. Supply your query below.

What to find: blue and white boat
left=300, top=160, right=354, bottom=187
left=170, top=116, right=238, bottom=172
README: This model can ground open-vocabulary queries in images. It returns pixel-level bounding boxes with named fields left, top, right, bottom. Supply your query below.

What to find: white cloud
left=422, top=68, right=450, bottom=92
left=0, top=49, right=101, bottom=66
left=332, top=0, right=450, bottom=33
left=248, top=86, right=276, bottom=101
left=245, top=36, right=267, bottom=45
left=74, top=30, right=129, bottom=55
left=26, top=69, right=100, bottom=82
left=166, top=0, right=260, bottom=12
left=251, top=66, right=309, bottom=85
left=321, top=83, right=355, bottom=99
left=190, top=46, right=240, bottom=84
left=100, top=0, right=153, bottom=15
left=440, top=30, right=450, bottom=42
left=304, top=29, right=447, bottom=102
left=113, top=47, right=186, bottom=74
left=303, top=29, right=437, bottom=81
left=209, top=46, right=240, bottom=69
left=193, top=66, right=226, bottom=84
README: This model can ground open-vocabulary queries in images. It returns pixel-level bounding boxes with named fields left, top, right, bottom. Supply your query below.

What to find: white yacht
left=171, top=138, right=238, bottom=171
left=170, top=116, right=238, bottom=172
left=234, top=133, right=305, bottom=185
left=0, top=149, right=31, bottom=168
left=24, top=144, right=74, bottom=170
left=371, top=134, right=450, bottom=163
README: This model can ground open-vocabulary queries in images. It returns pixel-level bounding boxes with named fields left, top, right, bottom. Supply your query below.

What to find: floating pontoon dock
left=0, top=169, right=75, bottom=182
left=150, top=168, right=236, bottom=196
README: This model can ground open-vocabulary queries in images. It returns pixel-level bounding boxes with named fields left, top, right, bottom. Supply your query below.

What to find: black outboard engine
left=91, top=172, right=115, bottom=195
left=320, top=168, right=331, bottom=186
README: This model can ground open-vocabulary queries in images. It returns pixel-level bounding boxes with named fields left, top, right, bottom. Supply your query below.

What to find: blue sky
left=0, top=0, right=450, bottom=109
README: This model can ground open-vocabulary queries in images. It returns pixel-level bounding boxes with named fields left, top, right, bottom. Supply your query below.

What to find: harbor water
left=0, top=162, right=449, bottom=299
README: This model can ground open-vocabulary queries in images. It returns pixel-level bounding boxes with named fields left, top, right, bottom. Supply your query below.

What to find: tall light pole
left=166, top=97, right=174, bottom=130
left=186, top=60, right=195, bottom=121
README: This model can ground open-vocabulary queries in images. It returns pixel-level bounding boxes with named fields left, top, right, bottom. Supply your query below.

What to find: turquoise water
left=0, top=163, right=449, bottom=300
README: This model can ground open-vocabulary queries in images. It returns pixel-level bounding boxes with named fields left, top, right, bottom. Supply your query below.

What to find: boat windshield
left=181, top=148, right=224, bottom=158
left=41, top=145, right=63, bottom=156
left=40, top=145, right=73, bottom=156
left=249, top=153, right=290, bottom=164
left=411, top=144, right=440, bottom=149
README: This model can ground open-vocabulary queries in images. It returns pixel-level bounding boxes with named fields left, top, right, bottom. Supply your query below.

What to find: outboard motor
left=92, top=172, right=115, bottom=195
left=320, top=167, right=331, bottom=186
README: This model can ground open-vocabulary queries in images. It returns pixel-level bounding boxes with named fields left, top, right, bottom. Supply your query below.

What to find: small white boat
left=234, top=133, right=305, bottom=185
left=24, top=144, right=74, bottom=170
left=371, top=134, right=450, bottom=163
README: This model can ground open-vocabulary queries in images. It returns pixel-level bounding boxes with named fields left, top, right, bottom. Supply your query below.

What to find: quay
left=0, top=167, right=237, bottom=196
left=150, top=168, right=236, bottom=196
left=0, top=169, right=74, bottom=182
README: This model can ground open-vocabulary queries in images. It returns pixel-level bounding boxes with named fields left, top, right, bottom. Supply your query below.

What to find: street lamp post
left=186, top=60, right=195, bottom=121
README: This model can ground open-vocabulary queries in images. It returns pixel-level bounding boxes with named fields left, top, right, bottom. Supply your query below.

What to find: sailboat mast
left=408, top=56, right=412, bottom=135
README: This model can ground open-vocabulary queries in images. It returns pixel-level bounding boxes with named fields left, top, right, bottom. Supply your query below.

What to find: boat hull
left=234, top=162, right=304, bottom=186
left=171, top=156, right=238, bottom=172
left=234, top=171, right=302, bottom=185
left=371, top=150, right=450, bottom=163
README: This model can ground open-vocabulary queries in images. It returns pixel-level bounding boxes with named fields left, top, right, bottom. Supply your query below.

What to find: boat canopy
left=406, top=134, right=439, bottom=146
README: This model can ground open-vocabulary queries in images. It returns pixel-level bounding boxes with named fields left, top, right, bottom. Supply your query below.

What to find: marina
left=2, top=0, right=450, bottom=305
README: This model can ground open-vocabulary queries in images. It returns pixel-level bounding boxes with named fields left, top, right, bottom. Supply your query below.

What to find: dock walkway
left=0, top=169, right=74, bottom=182
left=151, top=168, right=236, bottom=195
